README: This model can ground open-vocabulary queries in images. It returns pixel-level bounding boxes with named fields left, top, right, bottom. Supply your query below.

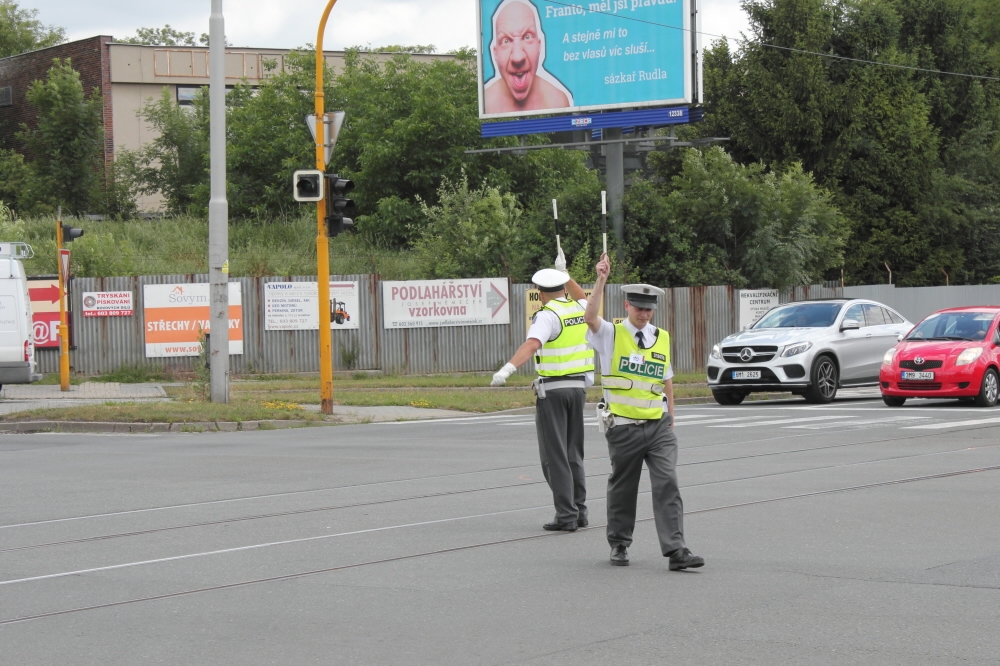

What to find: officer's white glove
left=491, top=362, right=517, bottom=386
left=554, top=248, right=567, bottom=273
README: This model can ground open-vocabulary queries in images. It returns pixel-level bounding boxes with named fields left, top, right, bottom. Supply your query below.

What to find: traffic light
left=292, top=169, right=324, bottom=202
left=61, top=224, right=84, bottom=242
left=324, top=174, right=356, bottom=237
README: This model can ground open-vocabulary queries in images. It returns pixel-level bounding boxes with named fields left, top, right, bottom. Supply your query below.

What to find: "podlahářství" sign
left=382, top=279, right=510, bottom=329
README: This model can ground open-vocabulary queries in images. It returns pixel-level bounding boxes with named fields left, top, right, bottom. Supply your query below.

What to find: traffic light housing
left=61, top=224, right=84, bottom=242
left=324, top=174, right=356, bottom=237
left=292, top=169, right=324, bottom=202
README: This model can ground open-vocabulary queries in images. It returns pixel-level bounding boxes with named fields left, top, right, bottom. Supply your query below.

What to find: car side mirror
left=841, top=319, right=860, bottom=331
left=896, top=333, right=904, bottom=342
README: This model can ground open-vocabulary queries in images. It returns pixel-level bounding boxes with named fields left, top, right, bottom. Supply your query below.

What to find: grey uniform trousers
left=534, top=387, right=588, bottom=525
left=605, top=414, right=685, bottom=555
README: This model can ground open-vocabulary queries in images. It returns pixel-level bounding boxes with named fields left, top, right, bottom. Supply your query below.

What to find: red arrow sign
left=488, top=282, right=508, bottom=318
left=29, top=284, right=61, bottom=303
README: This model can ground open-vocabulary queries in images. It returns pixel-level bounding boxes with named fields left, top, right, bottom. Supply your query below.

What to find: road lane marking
left=709, top=416, right=843, bottom=428
left=904, top=416, right=1000, bottom=430
left=784, top=416, right=932, bottom=429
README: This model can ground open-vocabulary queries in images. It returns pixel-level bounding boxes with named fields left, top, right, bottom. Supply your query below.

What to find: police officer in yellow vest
left=491, top=267, right=595, bottom=531
left=584, top=253, right=704, bottom=570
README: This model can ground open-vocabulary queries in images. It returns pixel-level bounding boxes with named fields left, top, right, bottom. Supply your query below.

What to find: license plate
left=732, top=370, right=761, bottom=380
left=901, top=371, right=935, bottom=380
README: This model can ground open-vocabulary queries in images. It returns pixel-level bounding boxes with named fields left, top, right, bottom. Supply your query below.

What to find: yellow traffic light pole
left=315, top=0, right=338, bottom=415
left=55, top=213, right=70, bottom=392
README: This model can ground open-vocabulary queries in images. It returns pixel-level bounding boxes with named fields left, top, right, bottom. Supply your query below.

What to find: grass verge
left=0, top=399, right=324, bottom=424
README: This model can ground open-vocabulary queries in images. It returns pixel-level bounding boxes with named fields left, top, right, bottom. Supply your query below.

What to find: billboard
left=264, top=281, right=360, bottom=331
left=382, top=279, right=510, bottom=329
left=82, top=291, right=134, bottom=317
left=739, top=289, right=779, bottom=330
left=478, top=0, right=692, bottom=119
left=27, top=278, right=62, bottom=349
left=143, top=283, right=243, bottom=358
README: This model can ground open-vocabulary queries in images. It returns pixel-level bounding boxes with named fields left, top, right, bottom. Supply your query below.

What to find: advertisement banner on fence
left=264, top=281, right=360, bottom=331
left=382, top=279, right=510, bottom=329
left=82, top=291, right=133, bottom=317
left=143, top=283, right=243, bottom=357
left=525, top=287, right=602, bottom=329
left=27, top=278, right=62, bottom=349
left=478, top=0, right=692, bottom=119
left=739, top=289, right=779, bottom=330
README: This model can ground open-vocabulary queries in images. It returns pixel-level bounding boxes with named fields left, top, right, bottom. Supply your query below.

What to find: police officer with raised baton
left=584, top=253, right=704, bottom=570
left=491, top=252, right=595, bottom=532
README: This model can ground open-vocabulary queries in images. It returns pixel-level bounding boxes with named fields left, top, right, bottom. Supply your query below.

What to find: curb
left=0, top=419, right=324, bottom=434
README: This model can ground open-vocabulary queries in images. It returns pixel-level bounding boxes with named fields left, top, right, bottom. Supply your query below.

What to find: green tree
left=118, top=24, right=216, bottom=47
left=622, top=147, right=849, bottom=289
left=703, top=0, right=1000, bottom=286
left=122, top=87, right=209, bottom=215
left=411, top=176, right=525, bottom=279
left=18, top=58, right=104, bottom=215
left=0, top=0, right=64, bottom=58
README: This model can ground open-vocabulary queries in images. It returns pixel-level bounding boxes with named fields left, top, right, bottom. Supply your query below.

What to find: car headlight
left=955, top=348, right=983, bottom=366
left=781, top=341, right=812, bottom=357
left=882, top=348, right=897, bottom=366
left=710, top=344, right=722, bottom=360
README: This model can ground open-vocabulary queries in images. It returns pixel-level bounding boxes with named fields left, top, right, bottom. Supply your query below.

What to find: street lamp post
left=209, top=0, right=230, bottom=403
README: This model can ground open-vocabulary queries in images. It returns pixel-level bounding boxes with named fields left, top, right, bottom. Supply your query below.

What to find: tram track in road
left=4, top=429, right=999, bottom=556
left=3, top=462, right=999, bottom=628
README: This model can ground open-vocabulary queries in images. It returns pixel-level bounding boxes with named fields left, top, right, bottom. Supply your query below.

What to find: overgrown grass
left=1, top=214, right=421, bottom=278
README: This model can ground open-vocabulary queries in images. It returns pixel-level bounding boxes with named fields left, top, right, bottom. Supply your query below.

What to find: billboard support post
left=604, top=128, right=625, bottom=266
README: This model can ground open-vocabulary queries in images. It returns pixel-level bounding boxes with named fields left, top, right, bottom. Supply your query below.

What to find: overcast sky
left=26, top=0, right=751, bottom=53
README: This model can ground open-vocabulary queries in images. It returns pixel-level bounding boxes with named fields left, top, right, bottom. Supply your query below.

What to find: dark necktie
left=635, top=331, right=645, bottom=349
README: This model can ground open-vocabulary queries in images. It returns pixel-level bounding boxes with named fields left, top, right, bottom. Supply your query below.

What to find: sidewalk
left=0, top=382, right=168, bottom=416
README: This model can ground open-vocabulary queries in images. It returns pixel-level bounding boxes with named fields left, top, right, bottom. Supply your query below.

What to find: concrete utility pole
left=209, top=0, right=230, bottom=403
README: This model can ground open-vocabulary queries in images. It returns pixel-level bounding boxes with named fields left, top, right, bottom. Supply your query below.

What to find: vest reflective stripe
left=601, top=323, right=671, bottom=419
left=536, top=343, right=591, bottom=357
left=534, top=298, right=595, bottom=377
left=601, top=376, right=664, bottom=394
left=605, top=394, right=663, bottom=410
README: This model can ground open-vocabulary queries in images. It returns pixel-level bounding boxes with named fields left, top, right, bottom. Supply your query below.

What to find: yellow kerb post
left=316, top=0, right=338, bottom=415
left=56, top=215, right=70, bottom=392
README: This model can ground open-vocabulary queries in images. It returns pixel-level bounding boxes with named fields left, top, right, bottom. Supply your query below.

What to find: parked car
left=707, top=299, right=911, bottom=405
left=880, top=307, right=1000, bottom=407
left=0, top=242, right=42, bottom=390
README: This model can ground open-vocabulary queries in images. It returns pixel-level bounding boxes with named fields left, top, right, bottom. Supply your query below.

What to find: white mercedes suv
left=707, top=299, right=912, bottom=404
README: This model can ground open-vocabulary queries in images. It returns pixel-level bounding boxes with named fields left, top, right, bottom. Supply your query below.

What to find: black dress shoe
left=667, top=547, right=704, bottom=570
left=610, top=544, right=629, bottom=566
left=543, top=521, right=577, bottom=532
left=577, top=517, right=589, bottom=528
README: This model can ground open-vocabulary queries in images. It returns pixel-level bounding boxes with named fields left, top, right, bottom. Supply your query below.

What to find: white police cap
left=532, top=268, right=569, bottom=292
left=621, top=284, right=664, bottom=309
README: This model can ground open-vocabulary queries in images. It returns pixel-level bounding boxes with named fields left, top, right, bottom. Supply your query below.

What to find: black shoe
left=543, top=521, right=577, bottom=532
left=577, top=517, right=589, bottom=528
left=667, top=547, right=704, bottom=570
left=610, top=544, right=629, bottom=566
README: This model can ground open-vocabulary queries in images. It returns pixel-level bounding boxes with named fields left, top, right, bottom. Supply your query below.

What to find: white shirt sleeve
left=526, top=309, right=561, bottom=344
left=664, top=363, right=674, bottom=381
left=585, top=319, right=615, bottom=376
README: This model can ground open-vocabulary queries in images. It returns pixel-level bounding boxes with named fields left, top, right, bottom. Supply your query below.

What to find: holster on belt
left=596, top=401, right=612, bottom=433
left=531, top=377, right=546, bottom=399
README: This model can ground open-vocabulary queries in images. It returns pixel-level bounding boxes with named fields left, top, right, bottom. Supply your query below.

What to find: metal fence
left=37, top=276, right=843, bottom=376
left=843, top=284, right=1000, bottom=324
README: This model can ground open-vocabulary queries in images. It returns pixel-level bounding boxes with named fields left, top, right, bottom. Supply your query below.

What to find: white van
left=0, top=242, right=41, bottom=389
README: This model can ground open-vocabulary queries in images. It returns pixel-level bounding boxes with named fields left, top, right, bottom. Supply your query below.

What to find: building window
left=177, top=86, right=200, bottom=105
left=0, top=86, right=12, bottom=107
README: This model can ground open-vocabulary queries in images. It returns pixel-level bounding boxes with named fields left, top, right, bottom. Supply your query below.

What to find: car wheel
left=974, top=368, right=999, bottom=407
left=882, top=396, right=906, bottom=407
left=803, top=356, right=838, bottom=404
left=712, top=391, right=746, bottom=405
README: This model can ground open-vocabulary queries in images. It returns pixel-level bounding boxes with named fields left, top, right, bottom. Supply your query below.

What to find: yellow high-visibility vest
left=533, top=298, right=595, bottom=377
left=601, top=323, right=670, bottom=419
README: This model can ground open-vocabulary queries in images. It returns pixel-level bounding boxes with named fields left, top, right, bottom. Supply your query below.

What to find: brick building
left=0, top=36, right=453, bottom=210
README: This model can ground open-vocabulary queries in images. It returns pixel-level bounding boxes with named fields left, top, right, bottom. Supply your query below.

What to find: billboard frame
left=476, top=0, right=695, bottom=121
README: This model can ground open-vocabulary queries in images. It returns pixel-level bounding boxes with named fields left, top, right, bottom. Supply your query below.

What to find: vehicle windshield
left=905, top=312, right=996, bottom=341
left=752, top=303, right=843, bottom=329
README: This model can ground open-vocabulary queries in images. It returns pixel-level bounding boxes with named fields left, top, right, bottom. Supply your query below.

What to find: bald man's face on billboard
left=492, top=2, right=542, bottom=102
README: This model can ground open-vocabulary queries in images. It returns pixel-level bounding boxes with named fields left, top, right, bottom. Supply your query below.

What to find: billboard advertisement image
left=143, top=283, right=243, bottom=358
left=478, top=0, right=692, bottom=119
left=382, top=279, right=510, bottom=329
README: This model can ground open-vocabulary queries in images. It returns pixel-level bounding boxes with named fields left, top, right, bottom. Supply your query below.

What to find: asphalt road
left=2, top=396, right=999, bottom=665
